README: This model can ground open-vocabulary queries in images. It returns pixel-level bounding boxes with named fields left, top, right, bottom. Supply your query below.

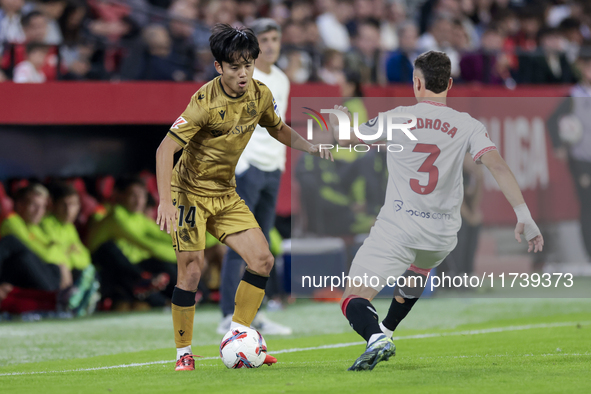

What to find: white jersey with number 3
left=358, top=100, right=496, bottom=251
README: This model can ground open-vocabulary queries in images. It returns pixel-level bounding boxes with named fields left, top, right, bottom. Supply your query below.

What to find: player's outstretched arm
left=156, top=135, right=182, bottom=234
left=480, top=150, right=544, bottom=253
left=329, top=105, right=361, bottom=147
left=267, top=122, right=334, bottom=161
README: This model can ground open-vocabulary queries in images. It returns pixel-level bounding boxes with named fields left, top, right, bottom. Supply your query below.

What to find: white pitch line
left=0, top=321, right=587, bottom=377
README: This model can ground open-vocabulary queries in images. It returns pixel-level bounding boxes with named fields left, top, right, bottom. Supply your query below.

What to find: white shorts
left=348, top=233, right=452, bottom=292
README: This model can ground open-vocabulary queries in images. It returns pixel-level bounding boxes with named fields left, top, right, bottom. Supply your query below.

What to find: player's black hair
left=21, top=11, right=45, bottom=28
left=47, top=182, right=78, bottom=202
left=209, top=23, right=259, bottom=67
left=413, top=51, right=451, bottom=94
left=114, top=176, right=146, bottom=193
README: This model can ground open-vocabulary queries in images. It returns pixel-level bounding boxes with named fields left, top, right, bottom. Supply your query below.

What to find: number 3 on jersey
left=410, top=143, right=440, bottom=195
left=178, top=205, right=196, bottom=227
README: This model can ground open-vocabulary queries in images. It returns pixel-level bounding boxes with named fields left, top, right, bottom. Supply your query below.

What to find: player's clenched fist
left=157, top=201, right=178, bottom=234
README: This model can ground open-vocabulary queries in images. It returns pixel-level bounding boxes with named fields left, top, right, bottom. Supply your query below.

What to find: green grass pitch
left=1, top=297, right=590, bottom=394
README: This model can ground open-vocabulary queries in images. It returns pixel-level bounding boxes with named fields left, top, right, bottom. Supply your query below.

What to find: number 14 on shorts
left=178, top=205, right=196, bottom=228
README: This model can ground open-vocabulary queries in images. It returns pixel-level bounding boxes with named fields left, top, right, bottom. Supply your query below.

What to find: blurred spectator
left=0, top=0, right=26, bottom=44
left=22, top=9, right=48, bottom=42
left=316, top=0, right=352, bottom=52
left=1, top=10, right=65, bottom=80
left=451, top=19, right=471, bottom=53
left=42, top=183, right=99, bottom=315
left=385, top=21, right=419, bottom=83
left=560, top=17, right=584, bottom=63
left=88, top=176, right=177, bottom=305
left=460, top=26, right=514, bottom=85
left=167, top=0, right=198, bottom=79
left=121, top=24, right=190, bottom=81
left=380, top=0, right=407, bottom=51
left=345, top=0, right=376, bottom=37
left=0, top=184, right=71, bottom=293
left=510, top=6, right=543, bottom=53
left=417, top=15, right=460, bottom=77
left=236, top=0, right=257, bottom=25
left=36, top=0, right=66, bottom=45
left=42, top=183, right=92, bottom=273
left=289, top=0, right=314, bottom=24
left=518, top=27, right=576, bottom=84
left=59, top=1, right=106, bottom=80
left=344, top=19, right=383, bottom=84
left=87, top=0, right=149, bottom=43
left=277, top=20, right=315, bottom=83
left=13, top=41, right=47, bottom=82
left=86, top=0, right=149, bottom=76
left=318, top=48, right=345, bottom=85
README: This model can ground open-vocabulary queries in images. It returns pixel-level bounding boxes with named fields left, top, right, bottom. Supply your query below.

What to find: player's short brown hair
left=414, top=51, right=451, bottom=94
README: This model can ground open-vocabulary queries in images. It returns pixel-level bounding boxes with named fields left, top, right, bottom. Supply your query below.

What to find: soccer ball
left=558, top=114, right=583, bottom=145
left=219, top=328, right=267, bottom=369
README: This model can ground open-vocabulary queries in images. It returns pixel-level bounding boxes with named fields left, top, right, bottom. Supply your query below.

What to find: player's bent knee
left=249, top=250, right=274, bottom=276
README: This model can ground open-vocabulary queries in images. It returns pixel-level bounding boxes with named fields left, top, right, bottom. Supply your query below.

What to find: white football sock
left=368, top=333, right=384, bottom=347
left=380, top=322, right=393, bottom=338
left=176, top=345, right=192, bottom=360
left=230, top=320, right=250, bottom=331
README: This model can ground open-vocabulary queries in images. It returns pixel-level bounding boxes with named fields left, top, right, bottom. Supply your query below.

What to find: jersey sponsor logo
left=210, top=129, right=225, bottom=137
left=394, top=200, right=403, bottom=212
left=171, top=116, right=188, bottom=129
left=405, top=209, right=451, bottom=220
left=246, top=101, right=258, bottom=117
left=231, top=124, right=256, bottom=134
left=198, top=93, right=205, bottom=100
left=273, top=98, right=280, bottom=117
left=219, top=109, right=226, bottom=120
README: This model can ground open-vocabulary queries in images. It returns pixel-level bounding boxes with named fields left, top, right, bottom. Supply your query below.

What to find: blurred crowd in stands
left=0, top=174, right=280, bottom=315
left=1, top=0, right=591, bottom=86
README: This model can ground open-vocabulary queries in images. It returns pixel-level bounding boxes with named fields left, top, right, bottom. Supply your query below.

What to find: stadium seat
left=95, top=175, right=115, bottom=203
left=0, top=287, right=56, bottom=314
left=0, top=182, right=14, bottom=221
left=139, top=170, right=160, bottom=204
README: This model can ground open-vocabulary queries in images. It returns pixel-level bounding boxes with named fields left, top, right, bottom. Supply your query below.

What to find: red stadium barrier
left=0, top=82, right=577, bottom=225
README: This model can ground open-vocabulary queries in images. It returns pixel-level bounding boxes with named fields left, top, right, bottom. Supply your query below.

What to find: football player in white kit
left=330, top=51, right=545, bottom=371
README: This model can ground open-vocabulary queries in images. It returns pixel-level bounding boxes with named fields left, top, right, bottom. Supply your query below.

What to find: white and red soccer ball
left=219, top=328, right=267, bottom=369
